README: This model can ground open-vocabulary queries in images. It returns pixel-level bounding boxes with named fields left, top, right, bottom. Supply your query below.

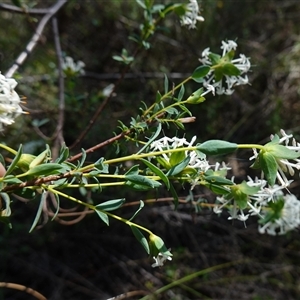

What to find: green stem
left=140, top=259, right=246, bottom=300
left=237, top=144, right=264, bottom=150
left=0, top=144, right=17, bottom=155
left=142, top=76, right=192, bottom=117
left=44, top=185, right=153, bottom=235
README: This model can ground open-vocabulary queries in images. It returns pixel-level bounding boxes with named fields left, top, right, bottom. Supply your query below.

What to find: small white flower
left=180, top=0, right=204, bottom=29
left=151, top=252, right=172, bottom=268
left=199, top=40, right=251, bottom=95
left=62, top=56, right=85, bottom=76
left=0, top=73, right=23, bottom=131
left=102, top=84, right=115, bottom=97
left=259, top=194, right=300, bottom=235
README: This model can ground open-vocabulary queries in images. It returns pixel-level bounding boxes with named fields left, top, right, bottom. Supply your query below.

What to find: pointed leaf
left=125, top=174, right=161, bottom=188
left=169, top=150, right=186, bottom=167
left=164, top=74, right=169, bottom=94
left=29, top=149, right=49, bottom=169
left=131, top=225, right=150, bottom=254
left=29, top=192, right=47, bottom=232
left=260, top=151, right=278, bottom=186
left=56, top=144, right=69, bottom=163
left=94, top=157, right=109, bottom=173
left=79, top=148, right=87, bottom=168
left=266, top=144, right=300, bottom=159
left=137, top=123, right=162, bottom=154
left=0, top=192, right=11, bottom=217
left=140, top=158, right=170, bottom=189
left=129, top=200, right=144, bottom=221
left=204, top=175, right=234, bottom=186
left=178, top=84, right=185, bottom=101
left=166, top=155, right=190, bottom=176
left=192, top=65, right=210, bottom=80
left=95, top=210, right=109, bottom=225
left=124, top=165, right=140, bottom=176
left=25, top=163, right=63, bottom=176
left=96, top=198, right=125, bottom=211
left=196, top=140, right=237, bottom=156
left=6, top=144, right=22, bottom=176
left=222, top=63, right=241, bottom=76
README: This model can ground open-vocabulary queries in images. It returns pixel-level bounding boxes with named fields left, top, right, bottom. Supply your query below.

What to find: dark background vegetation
left=1, top=0, right=300, bottom=299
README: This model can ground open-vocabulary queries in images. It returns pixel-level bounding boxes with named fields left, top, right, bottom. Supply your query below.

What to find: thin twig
left=51, top=16, right=65, bottom=159
left=0, top=282, right=47, bottom=300
left=5, top=0, right=67, bottom=78
left=0, top=3, right=52, bottom=14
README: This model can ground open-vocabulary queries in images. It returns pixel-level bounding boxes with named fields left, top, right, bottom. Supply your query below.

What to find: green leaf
left=265, top=144, right=300, bottom=159
left=156, top=156, right=171, bottom=169
left=178, top=84, right=185, bottom=101
left=135, top=0, right=147, bottom=9
left=260, top=151, right=278, bottom=186
left=29, top=192, right=47, bottom=232
left=149, top=234, right=172, bottom=257
left=196, top=140, right=238, bottom=156
left=130, top=225, right=150, bottom=254
left=94, top=157, right=109, bottom=173
left=95, top=210, right=109, bottom=225
left=165, top=107, right=178, bottom=115
left=155, top=90, right=162, bottom=103
left=25, top=163, right=63, bottom=176
left=3, top=176, right=23, bottom=184
left=233, top=191, right=248, bottom=210
left=96, top=198, right=125, bottom=211
left=208, top=53, right=221, bottom=65
left=124, top=165, right=140, bottom=176
left=214, top=67, right=223, bottom=82
left=29, top=149, right=49, bottom=169
left=79, top=148, right=87, bottom=168
left=140, top=158, right=170, bottom=189
left=51, top=193, right=60, bottom=221
left=267, top=134, right=280, bottom=145
left=137, top=123, right=162, bottom=154
left=186, top=88, right=205, bottom=104
left=0, top=192, right=11, bottom=217
left=205, top=183, right=230, bottom=195
left=164, top=74, right=169, bottom=94
left=129, top=200, right=144, bottom=221
left=6, top=144, right=23, bottom=176
left=131, top=225, right=150, bottom=254
left=239, top=181, right=261, bottom=195
left=191, top=65, right=210, bottom=81
left=166, top=155, right=190, bottom=176
left=56, top=144, right=69, bottom=163
left=222, top=63, right=241, bottom=76
left=204, top=175, right=234, bottom=186
left=224, top=49, right=235, bottom=61
left=125, top=174, right=161, bottom=188
left=169, top=150, right=186, bottom=167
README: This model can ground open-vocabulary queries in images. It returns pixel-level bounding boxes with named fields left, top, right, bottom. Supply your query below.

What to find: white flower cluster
left=151, top=135, right=210, bottom=171
left=180, top=0, right=204, bottom=29
left=250, top=129, right=300, bottom=187
left=214, top=129, right=300, bottom=235
left=150, top=136, right=230, bottom=189
left=62, top=56, right=85, bottom=76
left=0, top=73, right=23, bottom=131
left=259, top=193, right=300, bottom=235
left=199, top=40, right=251, bottom=95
